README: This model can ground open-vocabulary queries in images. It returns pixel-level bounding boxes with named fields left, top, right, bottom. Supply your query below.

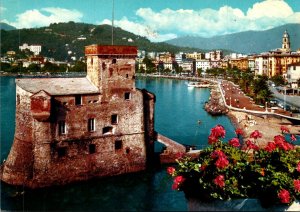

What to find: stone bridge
left=156, top=133, right=186, bottom=164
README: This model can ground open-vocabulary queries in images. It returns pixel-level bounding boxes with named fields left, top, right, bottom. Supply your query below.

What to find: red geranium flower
left=215, top=156, right=229, bottom=169
left=167, top=167, right=176, bottom=175
left=172, top=176, right=185, bottom=190
left=264, top=142, right=277, bottom=152
left=244, top=140, right=259, bottom=151
left=278, top=189, right=290, bottom=204
left=291, top=134, right=297, bottom=142
left=214, top=175, right=225, bottom=188
left=211, top=150, right=226, bottom=159
left=250, top=130, right=262, bottom=139
left=297, top=162, right=300, bottom=172
left=174, top=176, right=185, bottom=184
left=208, top=135, right=219, bottom=144
left=229, top=138, right=240, bottom=147
left=294, top=179, right=300, bottom=192
left=210, top=125, right=226, bottom=139
left=235, top=128, right=244, bottom=136
left=280, top=125, right=290, bottom=133
left=274, top=135, right=285, bottom=143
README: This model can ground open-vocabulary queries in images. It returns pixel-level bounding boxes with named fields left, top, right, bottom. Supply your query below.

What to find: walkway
left=219, top=80, right=300, bottom=121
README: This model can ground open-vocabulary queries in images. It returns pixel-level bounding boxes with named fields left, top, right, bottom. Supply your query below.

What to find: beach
left=228, top=110, right=300, bottom=147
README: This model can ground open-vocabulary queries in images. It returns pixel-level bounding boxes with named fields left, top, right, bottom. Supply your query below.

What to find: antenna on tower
left=112, top=0, right=114, bottom=45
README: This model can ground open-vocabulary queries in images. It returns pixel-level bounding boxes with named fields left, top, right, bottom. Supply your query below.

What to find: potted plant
left=167, top=125, right=300, bottom=211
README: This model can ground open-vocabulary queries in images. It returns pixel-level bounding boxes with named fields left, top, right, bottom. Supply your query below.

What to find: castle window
left=112, top=58, right=117, bottom=64
left=126, top=148, right=130, bottom=154
left=90, top=58, right=93, bottom=65
left=115, top=140, right=122, bottom=151
left=75, top=95, right=82, bottom=105
left=88, top=118, right=95, bottom=132
left=103, top=126, right=113, bottom=135
left=126, top=74, right=129, bottom=78
left=59, top=121, right=66, bottom=135
left=17, top=95, right=20, bottom=105
left=89, top=144, right=96, bottom=154
left=111, top=114, right=118, bottom=125
left=57, top=147, right=67, bottom=157
left=124, top=92, right=131, bottom=100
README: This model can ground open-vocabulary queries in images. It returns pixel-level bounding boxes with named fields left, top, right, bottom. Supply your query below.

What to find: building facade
left=19, top=43, right=42, bottom=55
left=1, top=45, right=156, bottom=188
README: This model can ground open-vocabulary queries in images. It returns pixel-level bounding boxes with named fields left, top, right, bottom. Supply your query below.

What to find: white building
left=287, top=62, right=300, bottom=88
left=254, top=54, right=268, bottom=76
left=196, top=59, right=210, bottom=71
left=19, top=43, right=42, bottom=55
left=175, top=52, right=184, bottom=63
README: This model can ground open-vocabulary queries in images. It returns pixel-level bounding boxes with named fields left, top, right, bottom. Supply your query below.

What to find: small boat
left=187, top=82, right=211, bottom=88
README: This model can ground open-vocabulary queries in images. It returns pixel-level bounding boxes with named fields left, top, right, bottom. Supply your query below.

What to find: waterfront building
left=286, top=62, right=300, bottom=88
left=196, top=59, right=210, bottom=71
left=19, top=43, right=42, bottom=56
left=0, top=45, right=156, bottom=188
left=254, top=30, right=300, bottom=77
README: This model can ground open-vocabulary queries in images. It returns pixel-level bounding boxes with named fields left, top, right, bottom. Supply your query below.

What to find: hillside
left=166, top=24, right=300, bottom=54
left=0, top=22, right=205, bottom=61
left=0, top=22, right=16, bottom=31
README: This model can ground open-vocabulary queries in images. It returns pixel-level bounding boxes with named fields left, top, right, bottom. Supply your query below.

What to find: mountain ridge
left=165, top=24, right=300, bottom=54
left=0, top=22, right=208, bottom=61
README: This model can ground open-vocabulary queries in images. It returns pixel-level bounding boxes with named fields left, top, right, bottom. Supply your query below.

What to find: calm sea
left=0, top=76, right=236, bottom=211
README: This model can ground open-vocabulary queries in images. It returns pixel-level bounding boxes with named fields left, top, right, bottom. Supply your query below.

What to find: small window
left=59, top=121, right=66, bottom=135
left=89, top=144, right=96, bottom=154
left=115, top=140, right=122, bottom=151
left=126, top=148, right=130, bottom=154
left=124, top=92, right=131, bottom=100
left=88, top=118, right=95, bottom=132
left=103, top=126, right=113, bottom=135
left=57, top=147, right=67, bottom=157
left=126, top=74, right=129, bottom=78
left=111, top=114, right=118, bottom=125
left=75, top=95, right=82, bottom=105
left=17, top=95, right=20, bottom=105
left=112, top=58, right=117, bottom=64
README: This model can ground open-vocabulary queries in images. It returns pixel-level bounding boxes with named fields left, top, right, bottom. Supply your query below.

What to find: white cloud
left=98, top=0, right=300, bottom=41
left=0, top=6, right=7, bottom=13
left=4, top=7, right=83, bottom=29
left=99, top=17, right=177, bottom=42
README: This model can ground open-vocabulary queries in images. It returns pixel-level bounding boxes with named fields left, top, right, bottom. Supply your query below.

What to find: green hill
left=0, top=22, right=16, bottom=31
left=1, top=22, right=206, bottom=61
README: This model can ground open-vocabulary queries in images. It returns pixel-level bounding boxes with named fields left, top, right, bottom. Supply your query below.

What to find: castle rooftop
left=85, top=45, right=137, bottom=56
left=16, top=77, right=99, bottom=95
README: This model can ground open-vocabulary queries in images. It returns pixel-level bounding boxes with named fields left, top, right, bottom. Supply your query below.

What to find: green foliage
left=168, top=126, right=300, bottom=207
left=1, top=22, right=203, bottom=61
left=70, top=61, right=86, bottom=72
left=271, top=75, right=286, bottom=86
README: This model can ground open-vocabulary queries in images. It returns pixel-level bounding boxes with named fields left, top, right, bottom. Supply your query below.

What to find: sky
left=1, top=0, right=300, bottom=42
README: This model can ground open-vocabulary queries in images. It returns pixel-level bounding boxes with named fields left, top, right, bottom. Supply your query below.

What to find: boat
left=187, top=81, right=211, bottom=88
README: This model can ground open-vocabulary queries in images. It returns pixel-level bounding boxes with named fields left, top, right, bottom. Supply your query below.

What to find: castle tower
left=85, top=45, right=137, bottom=101
left=282, top=30, right=291, bottom=53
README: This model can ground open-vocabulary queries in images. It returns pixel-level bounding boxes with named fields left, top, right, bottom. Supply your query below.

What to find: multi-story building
left=1, top=45, right=156, bottom=188
left=186, top=52, right=205, bottom=60
left=196, top=59, right=210, bottom=71
left=19, top=43, right=42, bottom=55
left=286, top=62, right=300, bottom=88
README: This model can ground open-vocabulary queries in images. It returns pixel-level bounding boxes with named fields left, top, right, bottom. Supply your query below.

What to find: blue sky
left=1, top=0, right=300, bottom=41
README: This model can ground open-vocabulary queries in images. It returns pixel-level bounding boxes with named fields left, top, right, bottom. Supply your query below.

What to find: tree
left=42, top=61, right=59, bottom=72
left=270, top=75, right=285, bottom=86
left=27, top=63, right=41, bottom=72
left=142, top=55, right=155, bottom=72
left=70, top=61, right=86, bottom=72
left=0, top=62, right=11, bottom=72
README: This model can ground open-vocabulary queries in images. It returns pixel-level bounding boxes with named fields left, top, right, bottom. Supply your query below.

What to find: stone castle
left=0, top=45, right=156, bottom=188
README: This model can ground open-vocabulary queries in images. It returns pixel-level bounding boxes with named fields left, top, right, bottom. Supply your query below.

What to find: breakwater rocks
left=205, top=87, right=229, bottom=115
